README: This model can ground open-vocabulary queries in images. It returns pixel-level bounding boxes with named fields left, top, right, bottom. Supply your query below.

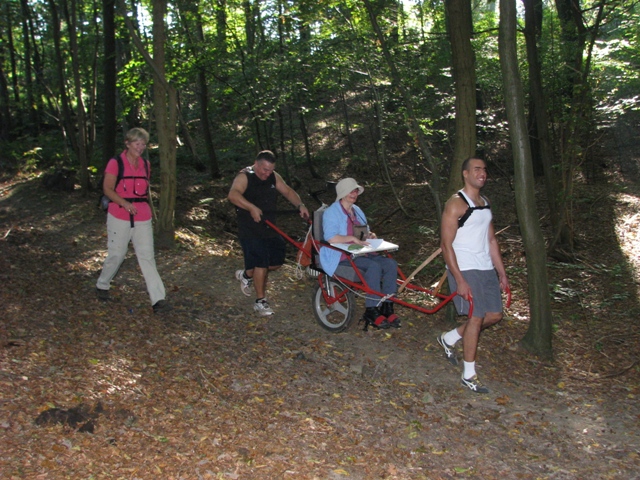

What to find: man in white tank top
left=437, top=157, right=510, bottom=393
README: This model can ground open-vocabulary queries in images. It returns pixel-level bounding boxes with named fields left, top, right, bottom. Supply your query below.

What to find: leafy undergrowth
left=0, top=174, right=639, bottom=479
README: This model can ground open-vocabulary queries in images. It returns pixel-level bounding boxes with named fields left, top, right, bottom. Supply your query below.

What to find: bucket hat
left=335, top=178, right=364, bottom=202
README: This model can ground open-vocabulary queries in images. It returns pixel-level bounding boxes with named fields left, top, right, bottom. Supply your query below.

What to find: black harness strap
left=457, top=192, right=490, bottom=228
left=114, top=156, right=150, bottom=227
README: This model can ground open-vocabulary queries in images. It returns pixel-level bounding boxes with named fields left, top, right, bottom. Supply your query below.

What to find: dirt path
left=0, top=179, right=638, bottom=479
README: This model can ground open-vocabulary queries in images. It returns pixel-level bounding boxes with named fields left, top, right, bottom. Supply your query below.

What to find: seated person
left=319, top=178, right=400, bottom=329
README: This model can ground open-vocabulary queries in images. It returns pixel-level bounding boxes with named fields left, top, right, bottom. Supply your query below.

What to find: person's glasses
left=351, top=188, right=360, bottom=195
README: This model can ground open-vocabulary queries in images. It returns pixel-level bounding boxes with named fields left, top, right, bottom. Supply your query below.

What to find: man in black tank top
left=228, top=150, right=310, bottom=316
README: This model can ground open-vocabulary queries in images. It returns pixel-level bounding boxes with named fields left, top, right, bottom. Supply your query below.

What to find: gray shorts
left=447, top=269, right=502, bottom=318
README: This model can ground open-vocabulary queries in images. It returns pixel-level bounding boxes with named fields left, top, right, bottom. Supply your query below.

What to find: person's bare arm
left=274, top=172, right=309, bottom=219
left=325, top=233, right=370, bottom=246
left=228, top=173, right=263, bottom=222
left=440, top=195, right=472, bottom=300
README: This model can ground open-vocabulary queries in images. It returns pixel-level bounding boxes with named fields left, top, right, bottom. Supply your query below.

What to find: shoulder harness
left=113, top=155, right=150, bottom=196
left=457, top=191, right=490, bottom=228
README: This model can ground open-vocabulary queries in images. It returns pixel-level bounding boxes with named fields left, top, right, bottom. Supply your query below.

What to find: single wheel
left=312, top=276, right=356, bottom=333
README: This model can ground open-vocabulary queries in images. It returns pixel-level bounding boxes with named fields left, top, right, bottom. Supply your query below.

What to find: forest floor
left=0, top=169, right=639, bottom=479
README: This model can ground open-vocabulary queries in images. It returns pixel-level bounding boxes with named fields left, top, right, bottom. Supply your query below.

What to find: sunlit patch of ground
left=613, top=192, right=640, bottom=284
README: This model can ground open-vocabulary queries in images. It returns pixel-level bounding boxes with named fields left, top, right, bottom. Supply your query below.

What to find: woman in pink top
left=95, top=128, right=171, bottom=314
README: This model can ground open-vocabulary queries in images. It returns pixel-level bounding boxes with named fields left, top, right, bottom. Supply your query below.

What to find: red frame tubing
left=264, top=219, right=476, bottom=318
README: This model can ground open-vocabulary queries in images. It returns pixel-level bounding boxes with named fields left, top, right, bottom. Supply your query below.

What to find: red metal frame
left=265, top=219, right=525, bottom=319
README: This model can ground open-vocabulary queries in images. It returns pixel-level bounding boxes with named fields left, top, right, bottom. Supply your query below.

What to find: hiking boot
left=153, top=300, right=173, bottom=314
left=254, top=298, right=274, bottom=316
left=235, top=270, right=253, bottom=297
left=437, top=333, right=459, bottom=366
left=460, top=375, right=490, bottom=394
left=361, top=307, right=390, bottom=331
left=380, top=302, right=401, bottom=328
left=96, top=288, right=110, bottom=302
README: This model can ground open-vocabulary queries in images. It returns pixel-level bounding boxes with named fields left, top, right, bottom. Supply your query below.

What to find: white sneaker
left=235, top=270, right=253, bottom=296
left=254, top=299, right=274, bottom=316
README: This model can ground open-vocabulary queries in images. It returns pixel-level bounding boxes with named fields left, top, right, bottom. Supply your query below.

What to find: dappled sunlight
left=91, top=356, right=142, bottom=397
left=174, top=227, right=236, bottom=256
left=613, top=192, right=640, bottom=283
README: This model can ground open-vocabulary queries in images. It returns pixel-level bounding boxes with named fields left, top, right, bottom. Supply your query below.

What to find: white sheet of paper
left=331, top=239, right=399, bottom=255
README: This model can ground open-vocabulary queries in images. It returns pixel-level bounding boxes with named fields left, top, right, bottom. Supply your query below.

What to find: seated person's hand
left=352, top=236, right=370, bottom=246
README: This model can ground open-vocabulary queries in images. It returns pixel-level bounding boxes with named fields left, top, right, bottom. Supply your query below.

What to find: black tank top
left=236, top=167, right=279, bottom=238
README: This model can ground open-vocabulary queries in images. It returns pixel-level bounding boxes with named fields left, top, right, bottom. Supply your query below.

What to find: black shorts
left=240, top=236, right=286, bottom=270
left=447, top=269, right=502, bottom=318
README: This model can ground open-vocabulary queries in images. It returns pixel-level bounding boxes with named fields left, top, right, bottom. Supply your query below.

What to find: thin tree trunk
left=0, top=30, right=13, bottom=139
left=499, top=0, right=553, bottom=359
left=523, top=0, right=565, bottom=255
left=339, top=71, right=354, bottom=155
left=277, top=108, right=290, bottom=182
left=48, top=0, right=76, bottom=155
left=5, top=2, right=20, bottom=105
left=363, top=0, right=442, bottom=219
left=180, top=0, right=220, bottom=177
left=298, top=107, right=320, bottom=179
left=63, top=0, right=90, bottom=192
left=102, top=0, right=117, bottom=165
left=19, top=0, right=38, bottom=129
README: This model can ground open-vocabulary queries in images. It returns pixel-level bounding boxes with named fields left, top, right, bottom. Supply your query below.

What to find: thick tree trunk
left=152, top=0, right=177, bottom=248
left=445, top=0, right=477, bottom=196
left=119, top=0, right=177, bottom=247
left=499, top=0, right=553, bottom=359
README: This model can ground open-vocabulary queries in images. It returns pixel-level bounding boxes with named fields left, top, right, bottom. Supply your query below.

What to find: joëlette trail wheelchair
left=264, top=185, right=510, bottom=333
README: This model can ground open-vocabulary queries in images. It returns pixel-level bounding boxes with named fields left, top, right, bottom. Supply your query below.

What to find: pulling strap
left=123, top=197, right=149, bottom=227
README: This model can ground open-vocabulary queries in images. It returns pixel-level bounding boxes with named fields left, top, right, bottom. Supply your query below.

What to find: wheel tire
left=312, top=278, right=356, bottom=333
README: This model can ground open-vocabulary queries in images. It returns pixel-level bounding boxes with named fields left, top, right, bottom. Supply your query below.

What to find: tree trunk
left=0, top=59, right=10, bottom=140
left=523, top=0, right=568, bottom=256
left=195, top=11, right=220, bottom=178
left=119, top=0, right=178, bottom=246
left=499, top=0, right=553, bottom=359
left=178, top=0, right=220, bottom=177
left=64, top=0, right=90, bottom=192
left=102, top=0, right=117, bottom=166
left=445, top=0, right=477, bottom=196
left=339, top=71, right=354, bottom=155
left=298, top=107, right=320, bottom=179
left=363, top=0, right=442, bottom=220
left=152, top=0, right=177, bottom=248
left=277, top=108, right=290, bottom=182
left=216, top=0, right=227, bottom=77
left=19, top=0, right=38, bottom=130
left=5, top=2, right=20, bottom=105
left=48, top=0, right=76, bottom=153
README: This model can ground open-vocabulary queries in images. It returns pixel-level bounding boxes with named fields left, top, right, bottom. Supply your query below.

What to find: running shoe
left=254, top=298, right=274, bottom=316
left=235, top=269, right=253, bottom=296
left=437, top=333, right=459, bottom=366
left=460, top=375, right=490, bottom=394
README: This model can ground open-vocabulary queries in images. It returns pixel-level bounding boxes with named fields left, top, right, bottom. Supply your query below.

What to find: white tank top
left=451, top=191, right=494, bottom=271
